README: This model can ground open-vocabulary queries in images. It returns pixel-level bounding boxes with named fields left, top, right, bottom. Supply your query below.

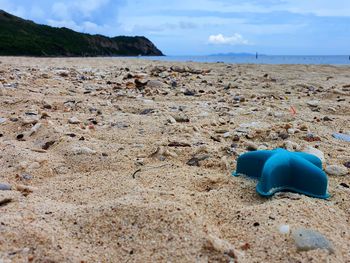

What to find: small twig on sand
left=131, top=163, right=172, bottom=179
left=132, top=169, right=141, bottom=179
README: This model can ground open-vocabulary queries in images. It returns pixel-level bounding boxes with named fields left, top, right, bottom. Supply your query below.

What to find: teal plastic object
left=232, top=148, right=329, bottom=199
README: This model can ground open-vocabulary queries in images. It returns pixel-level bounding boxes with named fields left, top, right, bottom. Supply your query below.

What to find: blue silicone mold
left=232, top=148, right=329, bottom=199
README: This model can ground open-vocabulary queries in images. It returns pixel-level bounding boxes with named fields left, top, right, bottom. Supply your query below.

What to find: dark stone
left=0, top=183, right=11, bottom=191
left=171, top=80, right=177, bottom=88
left=186, top=155, right=210, bottom=166
left=139, top=109, right=155, bottom=115
left=343, top=161, right=350, bottom=168
left=135, top=79, right=148, bottom=89
left=16, top=134, right=24, bottom=140
left=168, top=141, right=191, bottom=147
left=232, top=135, right=240, bottom=142
left=323, top=116, right=332, bottom=121
left=184, top=89, right=196, bottom=96
left=42, top=140, right=56, bottom=150
left=278, top=133, right=290, bottom=140
left=340, top=183, right=349, bottom=188
left=210, top=136, right=221, bottom=142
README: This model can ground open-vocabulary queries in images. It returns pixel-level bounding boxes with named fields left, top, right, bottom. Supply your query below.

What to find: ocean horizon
left=135, top=55, right=350, bottom=65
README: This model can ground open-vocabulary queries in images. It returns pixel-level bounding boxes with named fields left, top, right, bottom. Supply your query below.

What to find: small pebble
left=167, top=116, right=177, bottom=124
left=28, top=123, right=42, bottom=136
left=287, top=128, right=296, bottom=134
left=173, top=114, right=189, bottom=123
left=325, top=165, right=348, bottom=176
left=71, top=146, right=97, bottom=155
left=19, top=174, right=33, bottom=180
left=223, top=132, right=231, bottom=138
left=0, top=183, right=12, bottom=191
left=245, top=142, right=258, bottom=151
left=284, top=141, right=300, bottom=151
left=303, top=146, right=325, bottom=162
left=344, top=161, right=350, bottom=168
left=307, top=100, right=320, bottom=107
left=68, top=117, right=81, bottom=124
left=0, top=117, right=7, bottom=124
left=279, top=225, right=290, bottom=234
left=28, top=162, right=41, bottom=170
left=292, top=228, right=334, bottom=253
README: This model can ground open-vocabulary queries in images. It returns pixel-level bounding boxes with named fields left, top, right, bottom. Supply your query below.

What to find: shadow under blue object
left=232, top=148, right=329, bottom=199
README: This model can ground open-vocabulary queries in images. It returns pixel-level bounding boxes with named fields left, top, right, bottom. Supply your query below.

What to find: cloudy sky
left=1, top=0, right=350, bottom=55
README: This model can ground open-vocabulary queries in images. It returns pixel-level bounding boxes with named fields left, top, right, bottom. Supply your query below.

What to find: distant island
left=0, top=10, right=163, bottom=57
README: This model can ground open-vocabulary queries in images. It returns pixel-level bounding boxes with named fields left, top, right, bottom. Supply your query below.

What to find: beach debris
left=0, top=183, right=12, bottom=191
left=42, top=140, right=56, bottom=150
left=68, top=116, right=81, bottom=124
left=278, top=225, right=290, bottom=234
left=223, top=132, right=231, bottom=138
left=209, top=134, right=220, bottom=142
left=340, top=182, right=349, bottom=188
left=245, top=141, right=258, bottom=151
left=187, top=155, right=210, bottom=166
left=0, top=117, right=7, bottom=124
left=71, top=146, right=97, bottom=155
left=240, top=243, right=251, bottom=250
left=147, top=80, right=165, bottom=89
left=283, top=141, right=300, bottom=151
left=166, top=116, right=177, bottom=124
left=28, top=123, right=42, bottom=136
left=184, top=89, right=196, bottom=96
left=332, top=133, right=350, bottom=142
left=290, top=106, right=297, bottom=115
left=134, top=78, right=148, bottom=88
left=0, top=198, right=12, bottom=207
left=139, top=108, right=155, bottom=115
left=173, top=113, right=190, bottom=123
left=292, top=228, right=334, bottom=253
left=303, top=133, right=321, bottom=142
left=344, top=161, right=350, bottom=169
left=233, top=148, right=329, bottom=199
left=168, top=141, right=191, bottom=147
left=204, top=234, right=237, bottom=261
left=302, top=146, right=325, bottom=163
left=325, top=165, right=348, bottom=176
left=307, top=100, right=320, bottom=107
left=16, top=184, right=36, bottom=195
left=17, top=173, right=33, bottom=181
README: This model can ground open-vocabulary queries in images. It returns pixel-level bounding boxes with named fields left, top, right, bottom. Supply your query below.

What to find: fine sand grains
left=0, top=57, right=349, bottom=262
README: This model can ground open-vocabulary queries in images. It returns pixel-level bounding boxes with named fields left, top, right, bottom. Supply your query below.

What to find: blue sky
left=0, top=0, right=350, bottom=55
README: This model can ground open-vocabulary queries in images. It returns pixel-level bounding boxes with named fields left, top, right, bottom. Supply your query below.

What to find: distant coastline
left=137, top=55, right=350, bottom=65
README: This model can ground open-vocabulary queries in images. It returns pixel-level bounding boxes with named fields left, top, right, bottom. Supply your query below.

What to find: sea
left=135, top=55, right=350, bottom=65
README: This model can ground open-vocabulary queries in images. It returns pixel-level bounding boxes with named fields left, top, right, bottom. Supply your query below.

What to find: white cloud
left=208, top=33, right=249, bottom=45
left=47, top=19, right=111, bottom=35
left=76, top=0, right=110, bottom=17
left=52, top=2, right=70, bottom=20
left=51, top=0, right=110, bottom=20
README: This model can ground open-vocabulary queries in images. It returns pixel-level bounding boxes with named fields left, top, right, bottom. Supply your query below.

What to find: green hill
left=0, top=10, right=163, bottom=56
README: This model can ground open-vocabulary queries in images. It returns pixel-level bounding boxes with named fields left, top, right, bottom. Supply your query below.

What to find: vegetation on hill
left=0, top=10, right=163, bottom=56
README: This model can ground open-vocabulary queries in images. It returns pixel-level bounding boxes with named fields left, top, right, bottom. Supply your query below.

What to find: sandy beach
left=0, top=57, right=349, bottom=262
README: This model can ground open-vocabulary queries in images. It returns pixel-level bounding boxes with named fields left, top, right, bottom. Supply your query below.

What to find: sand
left=0, top=57, right=349, bottom=262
